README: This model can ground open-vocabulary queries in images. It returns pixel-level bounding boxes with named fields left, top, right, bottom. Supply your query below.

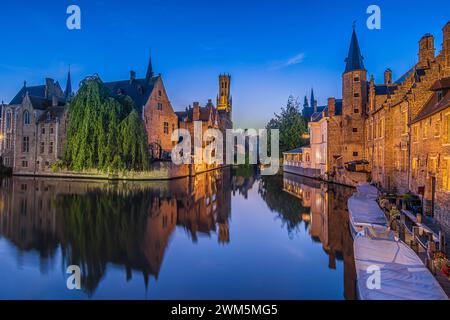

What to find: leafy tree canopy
left=63, top=76, right=149, bottom=172
left=266, top=96, right=309, bottom=156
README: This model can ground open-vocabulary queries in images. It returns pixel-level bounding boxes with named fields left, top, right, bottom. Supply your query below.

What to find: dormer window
left=437, top=90, right=443, bottom=102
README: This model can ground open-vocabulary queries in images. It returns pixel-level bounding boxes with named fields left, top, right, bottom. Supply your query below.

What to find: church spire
left=146, top=54, right=154, bottom=80
left=310, top=88, right=316, bottom=112
left=344, top=26, right=365, bottom=73
left=65, top=66, right=73, bottom=101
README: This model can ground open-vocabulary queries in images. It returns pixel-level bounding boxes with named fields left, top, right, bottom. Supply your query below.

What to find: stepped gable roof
left=430, top=77, right=450, bottom=91
left=412, top=77, right=450, bottom=124
left=373, top=84, right=398, bottom=96
left=176, top=102, right=217, bottom=123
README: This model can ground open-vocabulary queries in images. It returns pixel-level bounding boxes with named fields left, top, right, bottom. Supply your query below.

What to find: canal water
left=0, top=168, right=356, bottom=300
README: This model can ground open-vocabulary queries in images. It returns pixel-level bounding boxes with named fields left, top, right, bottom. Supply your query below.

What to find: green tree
left=265, top=96, right=308, bottom=156
left=64, top=76, right=149, bottom=172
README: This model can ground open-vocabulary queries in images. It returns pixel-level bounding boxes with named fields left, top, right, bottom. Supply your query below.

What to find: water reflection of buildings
left=0, top=167, right=243, bottom=294
left=282, top=172, right=357, bottom=300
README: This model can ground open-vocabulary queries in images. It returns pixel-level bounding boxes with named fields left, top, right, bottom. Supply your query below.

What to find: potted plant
left=433, top=252, right=450, bottom=279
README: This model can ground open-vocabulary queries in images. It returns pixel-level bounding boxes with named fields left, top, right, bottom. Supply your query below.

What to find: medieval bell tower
left=217, top=74, right=232, bottom=115
left=342, top=26, right=367, bottom=162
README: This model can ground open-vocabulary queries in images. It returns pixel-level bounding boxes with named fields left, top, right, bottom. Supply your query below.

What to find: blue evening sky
left=0, top=0, right=449, bottom=127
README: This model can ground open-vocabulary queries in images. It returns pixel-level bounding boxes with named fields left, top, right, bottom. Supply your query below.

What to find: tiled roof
left=10, top=85, right=46, bottom=105
left=430, top=76, right=450, bottom=91
left=412, top=87, right=450, bottom=124
left=104, top=76, right=157, bottom=112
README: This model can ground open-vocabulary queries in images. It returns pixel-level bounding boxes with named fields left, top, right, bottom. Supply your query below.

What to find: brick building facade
left=104, top=57, right=178, bottom=158
left=308, top=21, right=450, bottom=232
left=292, top=21, right=450, bottom=232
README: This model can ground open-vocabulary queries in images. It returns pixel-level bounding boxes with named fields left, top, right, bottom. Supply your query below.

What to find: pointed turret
left=344, top=26, right=365, bottom=73
left=65, top=67, right=73, bottom=101
left=310, top=89, right=317, bottom=113
left=146, top=54, right=154, bottom=80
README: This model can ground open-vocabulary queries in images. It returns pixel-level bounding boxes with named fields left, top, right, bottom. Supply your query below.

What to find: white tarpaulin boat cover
left=348, top=194, right=388, bottom=229
left=354, top=232, right=448, bottom=300
left=356, top=183, right=378, bottom=199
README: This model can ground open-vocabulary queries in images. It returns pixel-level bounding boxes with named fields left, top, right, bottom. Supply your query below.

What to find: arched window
left=6, top=111, right=12, bottom=129
left=23, top=110, right=30, bottom=125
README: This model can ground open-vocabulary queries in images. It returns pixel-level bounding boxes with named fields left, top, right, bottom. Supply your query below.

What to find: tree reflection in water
left=0, top=168, right=356, bottom=299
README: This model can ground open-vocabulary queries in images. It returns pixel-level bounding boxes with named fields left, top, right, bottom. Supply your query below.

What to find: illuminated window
left=403, top=112, right=408, bottom=134
left=443, top=159, right=450, bottom=192
left=434, top=119, right=440, bottom=137
left=164, top=122, right=169, bottom=134
left=413, top=125, right=419, bottom=142
left=6, top=111, right=12, bottom=129
left=423, top=122, right=428, bottom=139
left=401, top=149, right=408, bottom=171
left=412, top=158, right=418, bottom=178
left=446, top=114, right=450, bottom=143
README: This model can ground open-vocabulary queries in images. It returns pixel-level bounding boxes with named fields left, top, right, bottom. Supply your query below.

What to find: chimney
left=193, top=102, right=200, bottom=121
left=130, top=70, right=136, bottom=83
left=418, top=34, right=435, bottom=67
left=45, top=78, right=55, bottom=99
left=52, top=96, right=58, bottom=107
left=443, top=21, right=450, bottom=70
left=369, top=75, right=375, bottom=112
left=327, top=97, right=335, bottom=117
left=384, top=69, right=392, bottom=85
left=314, top=100, right=317, bottom=113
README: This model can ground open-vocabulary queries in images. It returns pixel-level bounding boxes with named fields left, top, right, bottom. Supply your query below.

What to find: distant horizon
left=1, top=0, right=449, bottom=128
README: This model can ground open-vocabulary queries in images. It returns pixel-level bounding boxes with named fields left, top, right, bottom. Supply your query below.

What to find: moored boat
left=348, top=192, right=388, bottom=238
left=354, top=228, right=448, bottom=300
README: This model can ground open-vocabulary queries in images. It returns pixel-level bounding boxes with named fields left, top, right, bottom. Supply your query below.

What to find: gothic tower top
left=217, top=74, right=232, bottom=113
left=344, top=27, right=365, bottom=73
